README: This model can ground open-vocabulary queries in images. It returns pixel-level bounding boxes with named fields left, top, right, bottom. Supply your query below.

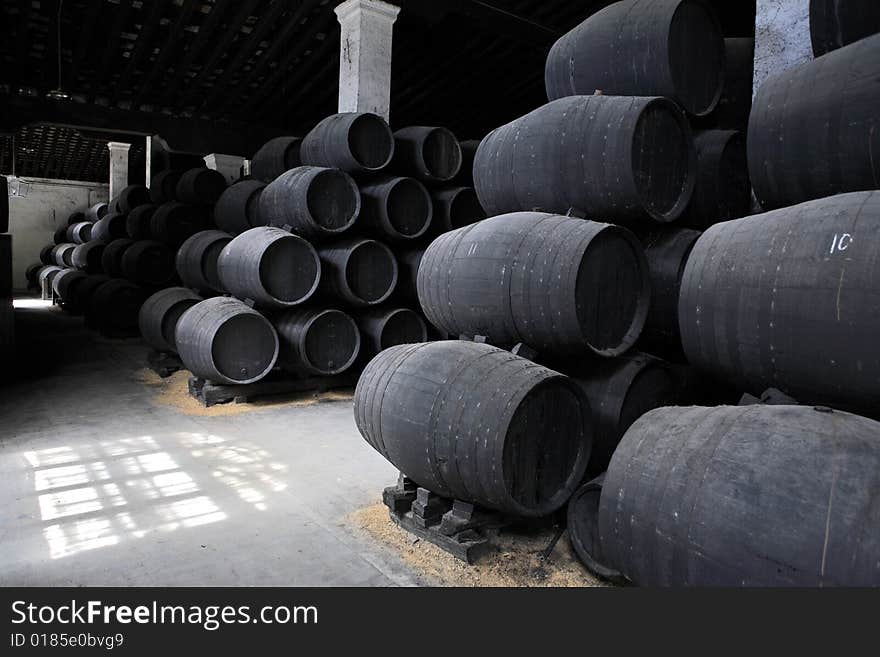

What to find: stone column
left=204, top=153, right=245, bottom=185
left=753, top=0, right=813, bottom=97
left=335, top=0, right=400, bottom=121
left=107, top=141, right=131, bottom=200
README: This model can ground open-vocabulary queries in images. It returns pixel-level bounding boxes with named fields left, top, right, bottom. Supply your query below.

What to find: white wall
left=4, top=176, right=109, bottom=291
left=754, top=0, right=813, bottom=96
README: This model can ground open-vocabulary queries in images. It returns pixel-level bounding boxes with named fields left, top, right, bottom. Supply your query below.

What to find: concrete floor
left=0, top=302, right=423, bottom=586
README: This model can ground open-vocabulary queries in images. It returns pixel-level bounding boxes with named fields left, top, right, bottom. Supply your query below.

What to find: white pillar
left=204, top=153, right=245, bottom=185
left=335, top=0, right=400, bottom=121
left=107, top=141, right=131, bottom=200
left=753, top=0, right=813, bottom=97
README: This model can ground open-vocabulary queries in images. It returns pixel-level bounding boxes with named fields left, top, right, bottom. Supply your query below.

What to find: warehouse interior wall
left=4, top=176, right=109, bottom=291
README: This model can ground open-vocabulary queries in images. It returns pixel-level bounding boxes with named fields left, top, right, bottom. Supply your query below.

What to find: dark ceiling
left=0, top=0, right=755, bottom=183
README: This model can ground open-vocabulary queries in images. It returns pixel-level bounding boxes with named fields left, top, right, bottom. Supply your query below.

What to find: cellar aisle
left=0, top=304, right=421, bottom=587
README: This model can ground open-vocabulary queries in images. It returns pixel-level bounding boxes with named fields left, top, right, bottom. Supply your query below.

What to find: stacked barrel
left=353, top=0, right=880, bottom=587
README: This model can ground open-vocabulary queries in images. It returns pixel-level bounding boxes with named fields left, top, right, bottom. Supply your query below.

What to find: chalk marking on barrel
left=835, top=267, right=846, bottom=322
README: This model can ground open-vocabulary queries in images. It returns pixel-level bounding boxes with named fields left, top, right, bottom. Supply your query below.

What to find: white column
left=335, top=0, right=400, bottom=121
left=753, top=0, right=813, bottom=97
left=204, top=153, right=245, bottom=185
left=107, top=141, right=130, bottom=200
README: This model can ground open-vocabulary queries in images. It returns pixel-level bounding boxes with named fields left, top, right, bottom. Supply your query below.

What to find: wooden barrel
left=53, top=225, right=69, bottom=244
left=429, top=186, right=486, bottom=235
left=356, top=307, right=428, bottom=356
left=51, top=244, right=77, bottom=267
left=214, top=179, right=267, bottom=235
left=126, top=204, right=157, bottom=240
left=639, top=227, right=701, bottom=359
left=680, top=131, right=750, bottom=229
left=354, top=340, right=592, bottom=517
left=39, top=245, right=55, bottom=265
left=597, top=405, right=880, bottom=586
left=810, top=0, right=880, bottom=55
left=396, top=249, right=423, bottom=302
left=70, top=274, right=110, bottom=315
left=67, top=221, right=93, bottom=244
left=567, top=475, right=626, bottom=583
left=91, top=212, right=128, bottom=243
left=679, top=191, right=880, bottom=414
left=120, top=240, right=177, bottom=287
left=118, top=184, right=151, bottom=213
left=85, top=202, right=108, bottom=222
left=150, top=202, right=210, bottom=247
left=175, top=168, right=227, bottom=205
left=392, top=126, right=462, bottom=182
left=149, top=170, right=182, bottom=204
left=38, top=265, right=64, bottom=291
left=138, top=287, right=203, bottom=352
left=573, top=353, right=680, bottom=474
left=301, top=112, right=395, bottom=173
left=217, top=227, right=321, bottom=308
left=176, top=230, right=232, bottom=294
left=88, top=279, right=147, bottom=332
left=100, top=238, right=135, bottom=278
left=258, top=166, right=360, bottom=239
left=359, top=177, right=432, bottom=242
left=711, top=38, right=754, bottom=130
left=70, top=242, right=106, bottom=274
left=318, top=238, right=398, bottom=307
left=453, top=139, right=480, bottom=186
left=25, top=262, right=42, bottom=289
left=274, top=308, right=361, bottom=375
left=175, top=297, right=279, bottom=384
left=250, top=136, right=302, bottom=182
left=474, top=96, right=696, bottom=223
left=418, top=212, right=650, bottom=357
left=748, top=34, right=880, bottom=210
left=53, top=269, right=88, bottom=310
left=67, top=211, right=86, bottom=226
left=545, top=0, right=725, bottom=117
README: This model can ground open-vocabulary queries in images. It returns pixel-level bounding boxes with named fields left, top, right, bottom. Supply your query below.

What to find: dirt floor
left=348, top=503, right=604, bottom=587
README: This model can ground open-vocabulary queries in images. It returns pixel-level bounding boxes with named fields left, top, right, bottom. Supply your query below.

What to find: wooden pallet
left=147, top=350, right=183, bottom=378
left=187, top=371, right=358, bottom=407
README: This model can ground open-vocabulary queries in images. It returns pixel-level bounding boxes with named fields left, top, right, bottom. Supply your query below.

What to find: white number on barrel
left=830, top=233, right=853, bottom=254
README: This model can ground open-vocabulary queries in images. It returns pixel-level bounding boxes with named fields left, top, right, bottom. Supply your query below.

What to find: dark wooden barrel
left=354, top=340, right=592, bottom=517
left=597, top=405, right=880, bottom=586
left=67, top=222, right=93, bottom=244
left=67, top=211, right=86, bottom=226
left=85, top=202, right=108, bottom=222
left=258, top=166, right=360, bottom=239
left=51, top=244, right=77, bottom=267
left=38, top=265, right=64, bottom=291
left=250, top=136, right=303, bottom=182
left=356, top=307, right=428, bottom=356
left=453, top=139, right=480, bottom=186
left=418, top=212, right=650, bottom=356
left=175, top=168, right=227, bottom=205
left=149, top=170, right=183, bottom=204
left=679, top=191, right=880, bottom=414
left=88, top=279, right=148, bottom=332
left=53, top=269, right=88, bottom=311
left=318, top=238, right=398, bottom=307
left=118, top=184, right=151, bottom=213
left=474, top=96, right=696, bottom=223
left=639, top=227, right=701, bottom=359
left=749, top=34, right=880, bottom=210
left=91, top=212, right=128, bottom=242
left=176, top=230, right=232, bottom=294
left=150, top=202, right=210, bottom=247
left=680, top=131, right=750, bottom=229
left=138, top=287, right=203, bottom=353
left=430, top=187, right=486, bottom=235
left=274, top=308, right=361, bottom=375
left=70, top=242, right=106, bottom=274
left=217, top=227, right=321, bottom=308
left=301, top=112, right=395, bottom=173
left=545, top=0, right=725, bottom=117
left=126, top=204, right=157, bottom=240
left=396, top=249, right=423, bottom=302
left=120, top=240, right=177, bottom=287
left=53, top=225, right=69, bottom=244
left=25, top=262, right=42, bottom=289
left=175, top=296, right=279, bottom=385
left=39, top=245, right=55, bottom=265
left=810, top=0, right=880, bottom=55
left=100, top=238, right=135, bottom=278
left=392, top=126, right=462, bottom=182
left=214, top=179, right=267, bottom=235
left=573, top=353, right=680, bottom=475
left=70, top=274, right=110, bottom=315
left=567, top=474, right=626, bottom=584
left=711, top=38, right=754, bottom=130
left=359, top=177, right=432, bottom=242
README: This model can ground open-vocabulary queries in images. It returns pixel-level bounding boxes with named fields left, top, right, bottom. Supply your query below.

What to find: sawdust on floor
left=133, top=368, right=353, bottom=416
left=348, top=502, right=605, bottom=587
